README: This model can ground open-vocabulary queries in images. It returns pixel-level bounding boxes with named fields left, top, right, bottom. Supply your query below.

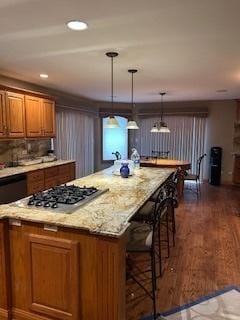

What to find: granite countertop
left=0, top=166, right=174, bottom=238
left=0, top=160, right=75, bottom=179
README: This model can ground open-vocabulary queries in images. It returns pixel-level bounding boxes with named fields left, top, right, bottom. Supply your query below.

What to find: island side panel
left=96, top=235, right=126, bottom=320
left=8, top=221, right=126, bottom=320
left=0, top=219, right=11, bottom=320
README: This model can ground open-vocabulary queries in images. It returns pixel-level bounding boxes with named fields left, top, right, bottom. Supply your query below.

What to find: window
left=135, top=115, right=206, bottom=177
left=102, top=116, right=128, bottom=160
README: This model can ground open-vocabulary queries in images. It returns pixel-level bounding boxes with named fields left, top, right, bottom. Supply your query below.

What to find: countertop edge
left=0, top=160, right=75, bottom=179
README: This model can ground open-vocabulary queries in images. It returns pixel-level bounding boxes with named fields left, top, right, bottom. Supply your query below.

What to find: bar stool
left=149, top=170, right=180, bottom=246
left=126, top=192, right=171, bottom=319
left=131, top=182, right=172, bottom=277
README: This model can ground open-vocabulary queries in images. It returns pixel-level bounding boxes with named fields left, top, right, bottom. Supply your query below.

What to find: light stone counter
left=0, top=160, right=75, bottom=179
left=0, top=166, right=174, bottom=238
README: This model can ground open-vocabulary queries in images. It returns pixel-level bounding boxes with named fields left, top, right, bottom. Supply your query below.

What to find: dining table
left=140, top=158, right=191, bottom=197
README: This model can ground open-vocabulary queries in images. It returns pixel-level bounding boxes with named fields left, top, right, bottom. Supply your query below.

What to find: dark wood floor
left=126, top=183, right=240, bottom=319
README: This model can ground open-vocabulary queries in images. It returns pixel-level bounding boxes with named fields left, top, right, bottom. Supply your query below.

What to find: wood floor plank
left=126, top=183, right=240, bottom=319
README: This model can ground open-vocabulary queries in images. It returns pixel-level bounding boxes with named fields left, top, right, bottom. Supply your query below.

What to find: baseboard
left=11, top=308, right=50, bottom=320
left=0, top=308, right=9, bottom=320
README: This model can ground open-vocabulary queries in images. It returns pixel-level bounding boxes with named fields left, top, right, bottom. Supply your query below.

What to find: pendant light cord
left=161, top=94, right=163, bottom=122
left=160, top=92, right=165, bottom=122
left=106, top=52, right=118, bottom=118
left=111, top=56, right=114, bottom=116
left=128, top=69, right=138, bottom=120
left=131, top=71, right=133, bottom=108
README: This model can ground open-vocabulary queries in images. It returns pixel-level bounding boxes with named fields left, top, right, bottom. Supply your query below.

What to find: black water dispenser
left=209, top=147, right=222, bottom=185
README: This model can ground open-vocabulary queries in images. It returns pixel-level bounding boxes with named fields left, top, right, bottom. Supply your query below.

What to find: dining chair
left=151, top=150, right=170, bottom=159
left=184, top=153, right=206, bottom=196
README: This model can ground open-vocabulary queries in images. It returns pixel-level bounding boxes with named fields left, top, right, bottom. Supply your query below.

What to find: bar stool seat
left=131, top=202, right=155, bottom=222
left=127, top=222, right=153, bottom=251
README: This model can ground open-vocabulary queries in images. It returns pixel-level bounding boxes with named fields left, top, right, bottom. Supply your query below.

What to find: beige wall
left=204, top=100, right=236, bottom=183
left=0, top=75, right=237, bottom=182
left=0, top=74, right=98, bottom=114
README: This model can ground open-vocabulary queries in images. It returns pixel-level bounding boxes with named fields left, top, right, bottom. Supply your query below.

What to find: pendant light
left=150, top=92, right=170, bottom=133
left=105, top=52, right=120, bottom=128
left=126, top=69, right=139, bottom=130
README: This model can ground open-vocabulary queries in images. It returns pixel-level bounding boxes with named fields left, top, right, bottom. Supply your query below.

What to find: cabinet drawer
left=27, top=170, right=44, bottom=184
left=58, top=174, right=72, bottom=185
left=45, top=177, right=59, bottom=190
left=58, top=164, right=72, bottom=175
left=44, top=167, right=59, bottom=179
left=27, top=181, right=45, bottom=195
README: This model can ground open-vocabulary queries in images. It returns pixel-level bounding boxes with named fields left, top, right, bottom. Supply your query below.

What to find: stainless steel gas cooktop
left=11, top=184, right=109, bottom=214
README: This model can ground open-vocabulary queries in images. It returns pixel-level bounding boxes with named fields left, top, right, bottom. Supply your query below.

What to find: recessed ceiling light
left=40, top=74, right=48, bottom=79
left=66, top=20, right=88, bottom=31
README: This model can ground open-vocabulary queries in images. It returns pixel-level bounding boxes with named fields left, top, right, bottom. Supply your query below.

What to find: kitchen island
left=0, top=166, right=173, bottom=320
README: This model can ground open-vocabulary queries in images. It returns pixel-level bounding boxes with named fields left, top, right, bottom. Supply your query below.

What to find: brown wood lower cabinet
left=25, top=234, right=79, bottom=320
left=233, top=155, right=240, bottom=184
left=0, top=220, right=126, bottom=320
left=0, top=221, right=11, bottom=320
left=27, top=162, right=76, bottom=195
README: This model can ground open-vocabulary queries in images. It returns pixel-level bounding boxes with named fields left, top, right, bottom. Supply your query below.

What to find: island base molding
left=0, top=219, right=126, bottom=320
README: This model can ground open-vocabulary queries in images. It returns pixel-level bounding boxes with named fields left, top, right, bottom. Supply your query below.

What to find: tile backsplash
left=0, top=139, right=51, bottom=166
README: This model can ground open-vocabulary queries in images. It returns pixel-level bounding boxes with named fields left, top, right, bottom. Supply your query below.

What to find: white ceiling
left=0, top=0, right=240, bottom=103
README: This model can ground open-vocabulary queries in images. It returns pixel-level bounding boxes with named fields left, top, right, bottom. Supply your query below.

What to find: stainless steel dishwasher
left=0, top=174, right=27, bottom=204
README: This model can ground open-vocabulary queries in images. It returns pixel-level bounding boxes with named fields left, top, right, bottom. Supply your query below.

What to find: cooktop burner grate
left=11, top=184, right=109, bottom=214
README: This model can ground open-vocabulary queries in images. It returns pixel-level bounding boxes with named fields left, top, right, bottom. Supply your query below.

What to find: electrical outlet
left=27, top=142, right=31, bottom=152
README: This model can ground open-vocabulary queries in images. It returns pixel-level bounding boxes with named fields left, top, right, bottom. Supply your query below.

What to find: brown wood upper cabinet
left=42, top=99, right=55, bottom=137
left=25, top=95, right=42, bottom=137
left=25, top=96, right=55, bottom=138
left=0, top=90, right=7, bottom=137
left=5, top=91, right=26, bottom=138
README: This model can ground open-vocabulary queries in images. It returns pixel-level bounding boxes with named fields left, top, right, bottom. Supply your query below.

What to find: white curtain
left=136, top=116, right=206, bottom=175
left=55, top=107, right=94, bottom=178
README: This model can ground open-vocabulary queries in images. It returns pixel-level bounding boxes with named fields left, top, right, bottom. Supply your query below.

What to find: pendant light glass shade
left=150, top=92, right=170, bottom=133
left=126, top=120, right=139, bottom=129
left=150, top=124, right=159, bottom=133
left=159, top=122, right=170, bottom=133
left=105, top=52, right=120, bottom=129
left=127, top=69, right=139, bottom=130
left=104, top=116, right=120, bottom=128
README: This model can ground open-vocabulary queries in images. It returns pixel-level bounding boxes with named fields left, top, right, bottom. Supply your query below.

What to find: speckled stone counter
left=0, top=167, right=174, bottom=238
left=0, top=160, right=75, bottom=179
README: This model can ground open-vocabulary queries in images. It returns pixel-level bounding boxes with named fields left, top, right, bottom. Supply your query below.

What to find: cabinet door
left=58, top=163, right=75, bottom=185
left=25, top=95, right=42, bottom=137
left=233, top=156, right=240, bottom=184
left=42, top=99, right=55, bottom=137
left=0, top=221, right=10, bottom=316
left=25, top=234, right=79, bottom=320
left=27, top=170, right=45, bottom=195
left=44, top=166, right=59, bottom=189
left=0, top=91, right=7, bottom=137
left=6, top=92, right=26, bottom=137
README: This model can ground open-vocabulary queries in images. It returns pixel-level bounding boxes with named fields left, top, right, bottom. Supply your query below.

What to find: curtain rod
left=138, top=111, right=208, bottom=117
left=56, top=104, right=98, bottom=117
